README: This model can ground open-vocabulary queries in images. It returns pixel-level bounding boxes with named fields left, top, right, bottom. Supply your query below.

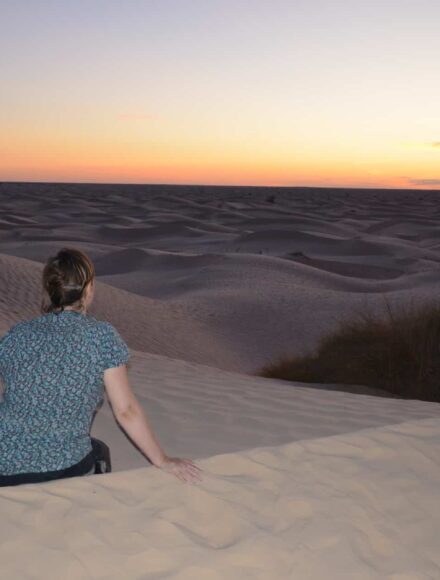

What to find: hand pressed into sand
left=156, top=455, right=204, bottom=484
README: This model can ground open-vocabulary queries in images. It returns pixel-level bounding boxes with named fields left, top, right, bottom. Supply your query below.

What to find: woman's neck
left=54, top=306, right=87, bottom=314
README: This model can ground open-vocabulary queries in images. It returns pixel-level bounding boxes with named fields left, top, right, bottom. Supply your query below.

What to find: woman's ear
left=87, top=279, right=95, bottom=302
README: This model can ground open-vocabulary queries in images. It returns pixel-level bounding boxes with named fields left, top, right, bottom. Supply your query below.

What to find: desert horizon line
left=2, top=179, right=440, bottom=193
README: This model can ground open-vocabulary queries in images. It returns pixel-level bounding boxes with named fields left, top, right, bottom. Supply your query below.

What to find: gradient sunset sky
left=1, top=0, right=439, bottom=189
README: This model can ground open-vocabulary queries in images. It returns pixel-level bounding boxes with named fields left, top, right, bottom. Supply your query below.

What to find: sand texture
left=1, top=183, right=440, bottom=578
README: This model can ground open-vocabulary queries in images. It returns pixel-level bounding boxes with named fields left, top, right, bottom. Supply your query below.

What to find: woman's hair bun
left=41, top=247, right=95, bottom=313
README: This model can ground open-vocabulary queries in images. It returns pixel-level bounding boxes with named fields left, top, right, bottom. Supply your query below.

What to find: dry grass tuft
left=258, top=299, right=440, bottom=402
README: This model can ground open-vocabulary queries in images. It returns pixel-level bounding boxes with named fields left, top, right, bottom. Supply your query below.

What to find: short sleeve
left=98, top=322, right=131, bottom=371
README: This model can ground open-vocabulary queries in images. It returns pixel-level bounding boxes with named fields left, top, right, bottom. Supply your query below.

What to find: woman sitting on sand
left=0, top=247, right=203, bottom=487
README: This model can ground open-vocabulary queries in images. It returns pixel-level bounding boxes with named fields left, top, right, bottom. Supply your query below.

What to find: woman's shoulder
left=88, top=317, right=117, bottom=333
left=1, top=315, right=123, bottom=343
left=86, top=317, right=125, bottom=342
left=1, top=320, right=27, bottom=339
left=0, top=321, right=27, bottom=358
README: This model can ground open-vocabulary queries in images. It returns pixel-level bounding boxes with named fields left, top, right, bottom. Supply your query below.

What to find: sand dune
left=1, top=416, right=440, bottom=579
left=1, top=183, right=440, bottom=578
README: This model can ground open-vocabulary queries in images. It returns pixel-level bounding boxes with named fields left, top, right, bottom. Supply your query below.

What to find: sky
left=0, top=0, right=439, bottom=189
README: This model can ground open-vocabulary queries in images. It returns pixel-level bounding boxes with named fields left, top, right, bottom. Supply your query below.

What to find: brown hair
left=41, top=247, right=95, bottom=314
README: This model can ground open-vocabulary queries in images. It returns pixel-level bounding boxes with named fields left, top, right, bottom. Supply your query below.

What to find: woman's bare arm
left=103, top=365, right=167, bottom=467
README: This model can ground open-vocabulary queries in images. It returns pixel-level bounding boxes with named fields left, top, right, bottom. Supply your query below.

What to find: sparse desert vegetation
left=258, top=299, right=440, bottom=402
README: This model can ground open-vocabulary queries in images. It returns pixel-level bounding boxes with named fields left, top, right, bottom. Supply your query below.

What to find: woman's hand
left=156, top=455, right=204, bottom=484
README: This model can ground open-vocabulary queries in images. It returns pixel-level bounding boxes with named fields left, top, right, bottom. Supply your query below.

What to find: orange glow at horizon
left=2, top=125, right=439, bottom=190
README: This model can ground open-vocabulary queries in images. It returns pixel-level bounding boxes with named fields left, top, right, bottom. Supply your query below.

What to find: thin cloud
left=407, top=178, right=440, bottom=186
left=400, top=141, right=440, bottom=150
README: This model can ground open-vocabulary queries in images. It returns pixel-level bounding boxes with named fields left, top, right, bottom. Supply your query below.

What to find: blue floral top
left=0, top=310, right=131, bottom=475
